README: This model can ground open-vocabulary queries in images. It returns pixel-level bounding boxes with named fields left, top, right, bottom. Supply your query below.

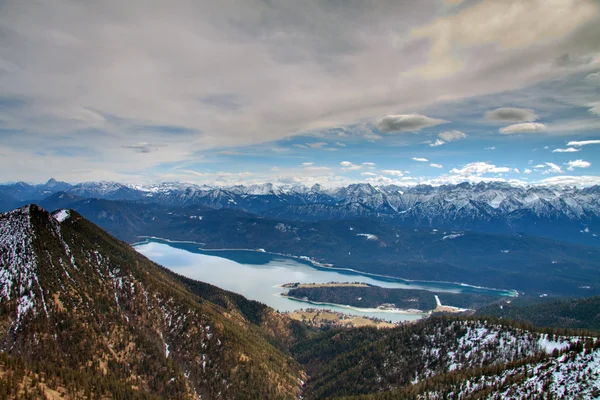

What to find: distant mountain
left=42, top=197, right=600, bottom=297
left=0, top=205, right=304, bottom=399
left=37, top=190, right=84, bottom=211
left=0, top=178, right=71, bottom=203
left=2, top=179, right=599, bottom=245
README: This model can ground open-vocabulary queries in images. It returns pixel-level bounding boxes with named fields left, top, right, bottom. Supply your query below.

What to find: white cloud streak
left=566, top=159, right=591, bottom=170
left=567, top=139, right=600, bottom=146
left=499, top=122, right=547, bottom=134
left=340, top=161, right=362, bottom=171
left=450, top=162, right=512, bottom=176
left=381, top=169, right=404, bottom=176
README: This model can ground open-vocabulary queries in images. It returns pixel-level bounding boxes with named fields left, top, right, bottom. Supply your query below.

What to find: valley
left=2, top=205, right=600, bottom=398
left=3, top=179, right=600, bottom=297
left=31, top=198, right=600, bottom=297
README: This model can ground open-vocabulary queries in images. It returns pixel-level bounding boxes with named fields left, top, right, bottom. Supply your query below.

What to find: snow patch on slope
left=357, top=233, right=378, bottom=241
left=53, top=209, right=70, bottom=222
left=0, top=206, right=38, bottom=323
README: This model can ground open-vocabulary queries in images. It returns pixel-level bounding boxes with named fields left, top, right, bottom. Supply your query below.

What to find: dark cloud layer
left=377, top=114, right=448, bottom=133
left=485, top=108, right=538, bottom=122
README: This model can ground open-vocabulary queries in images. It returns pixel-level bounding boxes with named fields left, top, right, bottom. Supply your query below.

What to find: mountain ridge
left=2, top=180, right=598, bottom=246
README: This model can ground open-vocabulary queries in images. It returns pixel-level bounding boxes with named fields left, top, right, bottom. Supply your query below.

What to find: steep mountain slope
left=0, top=205, right=304, bottom=399
left=342, top=346, right=600, bottom=399
left=292, top=317, right=600, bottom=399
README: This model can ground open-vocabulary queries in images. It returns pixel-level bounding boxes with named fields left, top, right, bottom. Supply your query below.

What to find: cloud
left=485, top=107, right=538, bottom=122
left=376, top=114, right=448, bottom=133
left=301, top=162, right=314, bottom=167
left=586, top=72, right=600, bottom=82
left=442, top=0, right=465, bottom=5
left=484, top=146, right=496, bottom=150
left=429, top=139, right=446, bottom=147
left=410, top=0, right=597, bottom=79
left=543, top=162, right=564, bottom=174
left=217, top=150, right=243, bottom=156
left=122, top=142, right=166, bottom=153
left=411, top=157, right=429, bottom=162
left=430, top=163, right=443, bottom=169
left=1, top=0, right=599, bottom=183
left=566, top=159, right=591, bottom=170
left=499, top=122, right=547, bottom=134
left=306, top=142, right=328, bottom=148
left=361, top=172, right=377, bottom=176
left=381, top=169, right=404, bottom=176
left=536, top=175, right=600, bottom=187
left=362, top=162, right=376, bottom=167
left=450, top=162, right=512, bottom=176
left=340, top=161, right=361, bottom=171
left=430, top=130, right=467, bottom=146
left=546, top=119, right=600, bottom=133
left=552, top=147, right=580, bottom=153
left=335, top=142, right=347, bottom=147
left=567, top=139, right=600, bottom=146
left=524, top=168, right=532, bottom=174
left=438, top=130, right=467, bottom=142
left=589, top=104, right=600, bottom=115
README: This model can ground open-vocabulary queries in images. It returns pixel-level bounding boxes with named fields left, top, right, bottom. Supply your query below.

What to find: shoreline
left=282, top=294, right=427, bottom=315
left=133, top=236, right=519, bottom=297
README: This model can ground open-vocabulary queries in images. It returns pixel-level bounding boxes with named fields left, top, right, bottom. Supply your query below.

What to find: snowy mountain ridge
left=2, top=180, right=599, bottom=245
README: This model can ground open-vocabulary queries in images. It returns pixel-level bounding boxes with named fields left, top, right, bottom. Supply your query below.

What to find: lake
left=134, top=238, right=517, bottom=323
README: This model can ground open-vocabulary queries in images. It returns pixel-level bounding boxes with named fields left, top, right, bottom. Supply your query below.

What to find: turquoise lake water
left=134, top=238, right=516, bottom=323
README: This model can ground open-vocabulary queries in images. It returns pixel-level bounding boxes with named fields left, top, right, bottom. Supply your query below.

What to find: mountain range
left=13, top=198, right=600, bottom=297
left=1, top=179, right=599, bottom=246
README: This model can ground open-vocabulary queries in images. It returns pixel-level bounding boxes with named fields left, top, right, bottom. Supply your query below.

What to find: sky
left=1, top=0, right=599, bottom=188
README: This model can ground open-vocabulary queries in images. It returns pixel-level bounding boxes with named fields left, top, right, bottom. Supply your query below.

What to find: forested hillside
left=284, top=284, right=498, bottom=312
left=0, top=205, right=305, bottom=399
left=477, top=296, right=600, bottom=331
left=292, top=317, right=600, bottom=399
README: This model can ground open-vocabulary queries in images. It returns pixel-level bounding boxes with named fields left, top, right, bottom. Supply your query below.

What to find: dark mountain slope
left=0, top=205, right=304, bottom=399
left=476, top=295, right=600, bottom=331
